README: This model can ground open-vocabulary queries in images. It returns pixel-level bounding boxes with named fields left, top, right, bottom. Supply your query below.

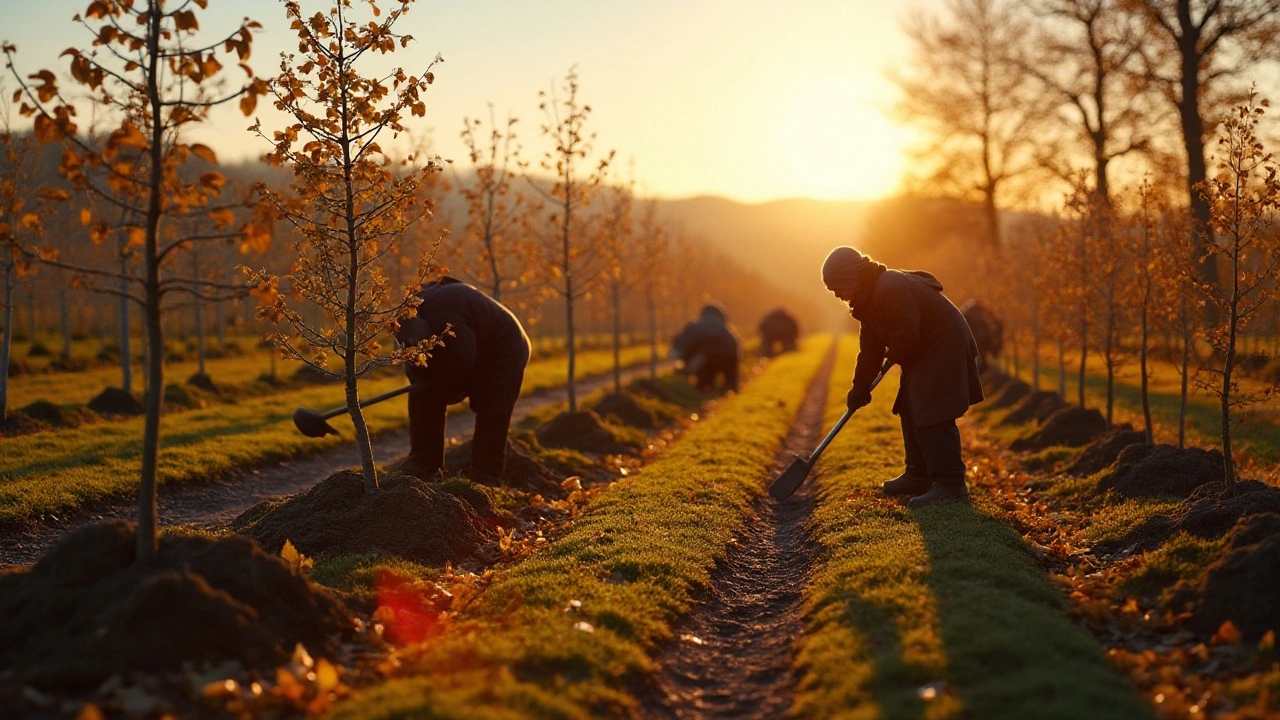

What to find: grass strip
left=0, top=345, right=659, bottom=523
left=792, top=335, right=1152, bottom=720
left=327, top=336, right=832, bottom=720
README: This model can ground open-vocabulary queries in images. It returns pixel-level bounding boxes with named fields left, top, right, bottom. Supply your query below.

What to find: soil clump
left=443, top=436, right=566, bottom=498
left=1193, top=531, right=1280, bottom=641
left=592, top=391, right=664, bottom=429
left=1010, top=406, right=1106, bottom=451
left=1000, top=390, right=1069, bottom=426
left=187, top=372, right=218, bottom=393
left=1068, top=428, right=1148, bottom=477
left=0, top=520, right=352, bottom=690
left=87, top=386, right=144, bottom=416
left=536, top=410, right=640, bottom=455
left=1096, top=443, right=1223, bottom=497
left=987, top=379, right=1031, bottom=409
left=241, top=470, right=491, bottom=564
left=1104, top=480, right=1280, bottom=552
left=1228, top=512, right=1280, bottom=549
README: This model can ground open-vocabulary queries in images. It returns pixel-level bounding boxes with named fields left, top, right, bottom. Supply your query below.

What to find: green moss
left=1123, top=533, right=1226, bottom=602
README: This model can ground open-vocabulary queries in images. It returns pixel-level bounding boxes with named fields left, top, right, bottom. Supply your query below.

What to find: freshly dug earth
left=87, top=386, right=144, bottom=416
left=1229, top=512, right=1280, bottom=549
left=1193, top=533, right=1280, bottom=641
left=592, top=391, right=663, bottom=429
left=0, top=521, right=352, bottom=690
left=1000, top=390, right=1069, bottom=426
left=1010, top=406, right=1106, bottom=451
left=443, top=437, right=566, bottom=498
left=187, top=372, right=219, bottom=393
left=1107, top=481, right=1280, bottom=551
left=1068, top=428, right=1148, bottom=477
left=988, top=379, right=1031, bottom=409
left=536, top=410, right=640, bottom=454
left=1096, top=444, right=1224, bottom=497
left=243, top=470, right=490, bottom=564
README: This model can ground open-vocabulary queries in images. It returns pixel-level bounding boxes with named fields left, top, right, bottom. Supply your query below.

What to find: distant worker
left=393, top=277, right=530, bottom=484
left=960, top=299, right=1004, bottom=371
left=669, top=303, right=741, bottom=392
left=758, top=306, right=800, bottom=358
left=822, top=247, right=984, bottom=506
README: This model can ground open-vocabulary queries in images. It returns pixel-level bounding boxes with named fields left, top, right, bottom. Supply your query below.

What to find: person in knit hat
left=822, top=246, right=984, bottom=505
left=670, top=303, right=741, bottom=392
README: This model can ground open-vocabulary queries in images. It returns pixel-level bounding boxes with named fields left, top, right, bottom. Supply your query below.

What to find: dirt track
left=642, top=345, right=834, bottom=719
left=0, top=365, right=667, bottom=565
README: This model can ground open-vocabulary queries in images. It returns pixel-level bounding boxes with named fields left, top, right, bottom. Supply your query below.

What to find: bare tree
left=453, top=105, right=528, bottom=303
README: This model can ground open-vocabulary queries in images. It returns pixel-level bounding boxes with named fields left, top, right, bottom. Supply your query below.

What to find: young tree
left=1060, top=173, right=1104, bottom=407
left=529, top=68, right=613, bottom=411
left=633, top=195, right=668, bottom=380
left=601, top=177, right=633, bottom=393
left=1094, top=200, right=1132, bottom=427
left=1195, top=92, right=1280, bottom=487
left=246, top=0, right=445, bottom=492
left=453, top=105, right=528, bottom=303
left=5, top=0, right=268, bottom=563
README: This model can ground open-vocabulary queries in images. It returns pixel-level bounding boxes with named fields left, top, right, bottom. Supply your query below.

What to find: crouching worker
left=670, top=303, right=741, bottom=392
left=393, top=277, right=531, bottom=483
left=822, top=247, right=983, bottom=506
left=758, top=306, right=800, bottom=358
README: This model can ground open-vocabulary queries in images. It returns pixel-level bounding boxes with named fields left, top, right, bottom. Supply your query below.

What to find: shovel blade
left=769, top=456, right=811, bottom=500
left=293, top=408, right=340, bottom=438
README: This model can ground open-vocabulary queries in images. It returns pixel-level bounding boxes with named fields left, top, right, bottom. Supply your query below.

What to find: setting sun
left=778, top=75, right=906, bottom=200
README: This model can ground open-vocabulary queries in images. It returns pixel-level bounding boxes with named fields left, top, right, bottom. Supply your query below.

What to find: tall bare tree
left=453, top=105, right=528, bottom=303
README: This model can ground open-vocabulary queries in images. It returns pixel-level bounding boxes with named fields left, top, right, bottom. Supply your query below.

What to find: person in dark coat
left=669, top=303, right=741, bottom=392
left=822, top=246, right=984, bottom=505
left=960, top=299, right=1004, bottom=371
left=393, top=277, right=531, bottom=483
left=758, top=306, right=800, bottom=358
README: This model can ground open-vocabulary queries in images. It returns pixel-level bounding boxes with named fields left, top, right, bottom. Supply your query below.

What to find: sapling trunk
left=562, top=196, right=578, bottom=413
left=647, top=281, right=658, bottom=381
left=1078, top=318, right=1088, bottom=408
left=1179, top=297, right=1190, bottom=449
left=1, top=247, right=14, bottom=421
left=611, top=277, right=621, bottom=394
left=1104, top=309, right=1115, bottom=428
left=1140, top=306, right=1153, bottom=443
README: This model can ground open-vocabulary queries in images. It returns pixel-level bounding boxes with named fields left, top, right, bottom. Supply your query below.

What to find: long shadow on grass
left=913, top=502, right=1154, bottom=719
left=840, top=596, right=929, bottom=720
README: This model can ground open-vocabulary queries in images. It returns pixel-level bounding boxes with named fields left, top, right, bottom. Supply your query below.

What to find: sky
left=1, top=0, right=929, bottom=203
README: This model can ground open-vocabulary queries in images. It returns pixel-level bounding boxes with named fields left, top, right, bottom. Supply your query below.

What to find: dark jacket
left=395, top=278, right=530, bottom=405
left=672, top=309, right=741, bottom=365
left=852, top=270, right=983, bottom=427
left=759, top=307, right=799, bottom=343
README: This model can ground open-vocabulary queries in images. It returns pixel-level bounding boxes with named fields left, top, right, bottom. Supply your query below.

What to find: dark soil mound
left=630, top=378, right=697, bottom=407
left=0, top=521, right=352, bottom=690
left=1068, top=429, right=1148, bottom=477
left=187, top=371, right=218, bottom=393
left=20, top=399, right=65, bottom=425
left=292, top=364, right=338, bottom=384
left=1109, top=481, right=1280, bottom=552
left=592, top=392, right=660, bottom=429
left=1228, top=512, right=1280, bottom=550
left=87, top=386, right=144, bottom=416
left=536, top=410, right=639, bottom=454
left=7, top=357, right=31, bottom=378
left=242, top=470, right=490, bottom=564
left=1097, top=444, right=1224, bottom=497
left=0, top=411, right=46, bottom=437
left=987, top=379, right=1031, bottom=409
left=443, top=437, right=566, bottom=498
left=1010, top=406, right=1106, bottom=451
left=1193, top=533, right=1280, bottom=641
left=1000, top=390, right=1068, bottom=426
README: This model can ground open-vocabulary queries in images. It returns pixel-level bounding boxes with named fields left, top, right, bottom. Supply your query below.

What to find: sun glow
left=778, top=75, right=905, bottom=201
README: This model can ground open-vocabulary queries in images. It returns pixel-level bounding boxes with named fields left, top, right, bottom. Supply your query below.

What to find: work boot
left=908, top=478, right=969, bottom=507
left=882, top=472, right=933, bottom=496
left=392, top=454, right=441, bottom=481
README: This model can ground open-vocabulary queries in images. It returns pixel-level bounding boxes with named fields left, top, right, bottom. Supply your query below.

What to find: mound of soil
left=242, top=470, right=490, bottom=564
left=1193, top=533, right=1280, bottom=641
left=292, top=364, right=338, bottom=384
left=21, top=399, right=65, bottom=425
left=1109, top=481, right=1280, bottom=552
left=630, top=378, right=693, bottom=407
left=187, top=372, right=219, bottom=393
left=1010, top=406, right=1106, bottom=451
left=1096, top=443, right=1224, bottom=497
left=593, top=392, right=660, bottom=429
left=1228, top=512, right=1280, bottom=550
left=987, top=379, right=1031, bottom=409
left=0, top=411, right=47, bottom=437
left=1068, top=428, right=1148, bottom=477
left=0, top=521, right=352, bottom=690
left=7, top=357, right=31, bottom=378
left=536, top=410, right=639, bottom=455
left=87, top=387, right=144, bottom=416
left=443, top=437, right=566, bottom=498
left=1000, top=390, right=1069, bottom=426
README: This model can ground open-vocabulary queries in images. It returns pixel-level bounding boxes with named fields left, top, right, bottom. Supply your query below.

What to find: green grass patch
left=0, top=346, right=658, bottom=523
left=1123, top=533, right=1226, bottom=603
left=327, top=336, right=833, bottom=720
left=793, top=336, right=1152, bottom=719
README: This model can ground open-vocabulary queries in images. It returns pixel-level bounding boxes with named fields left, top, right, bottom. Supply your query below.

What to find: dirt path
left=0, top=365, right=667, bottom=565
left=641, top=345, right=835, bottom=719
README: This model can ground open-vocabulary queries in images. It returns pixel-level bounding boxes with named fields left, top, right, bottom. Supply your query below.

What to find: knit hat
left=821, top=246, right=874, bottom=294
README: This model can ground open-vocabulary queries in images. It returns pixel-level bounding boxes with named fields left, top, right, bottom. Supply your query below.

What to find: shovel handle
left=807, top=359, right=894, bottom=465
left=319, top=382, right=424, bottom=421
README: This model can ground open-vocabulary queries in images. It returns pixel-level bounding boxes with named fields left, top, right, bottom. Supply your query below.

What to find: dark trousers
left=694, top=354, right=739, bottom=392
left=407, top=360, right=526, bottom=483
left=899, top=394, right=966, bottom=485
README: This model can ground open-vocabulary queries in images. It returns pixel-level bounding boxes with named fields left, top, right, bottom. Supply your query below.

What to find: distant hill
left=653, top=196, right=871, bottom=329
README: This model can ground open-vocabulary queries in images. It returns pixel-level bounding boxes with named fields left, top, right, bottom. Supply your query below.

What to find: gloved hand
left=846, top=383, right=872, bottom=412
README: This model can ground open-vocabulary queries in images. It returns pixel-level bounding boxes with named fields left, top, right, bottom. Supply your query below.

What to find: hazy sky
left=2, top=0, right=930, bottom=202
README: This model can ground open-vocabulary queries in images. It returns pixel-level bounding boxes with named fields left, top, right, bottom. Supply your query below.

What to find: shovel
left=292, top=383, right=424, bottom=438
left=769, top=359, right=894, bottom=500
